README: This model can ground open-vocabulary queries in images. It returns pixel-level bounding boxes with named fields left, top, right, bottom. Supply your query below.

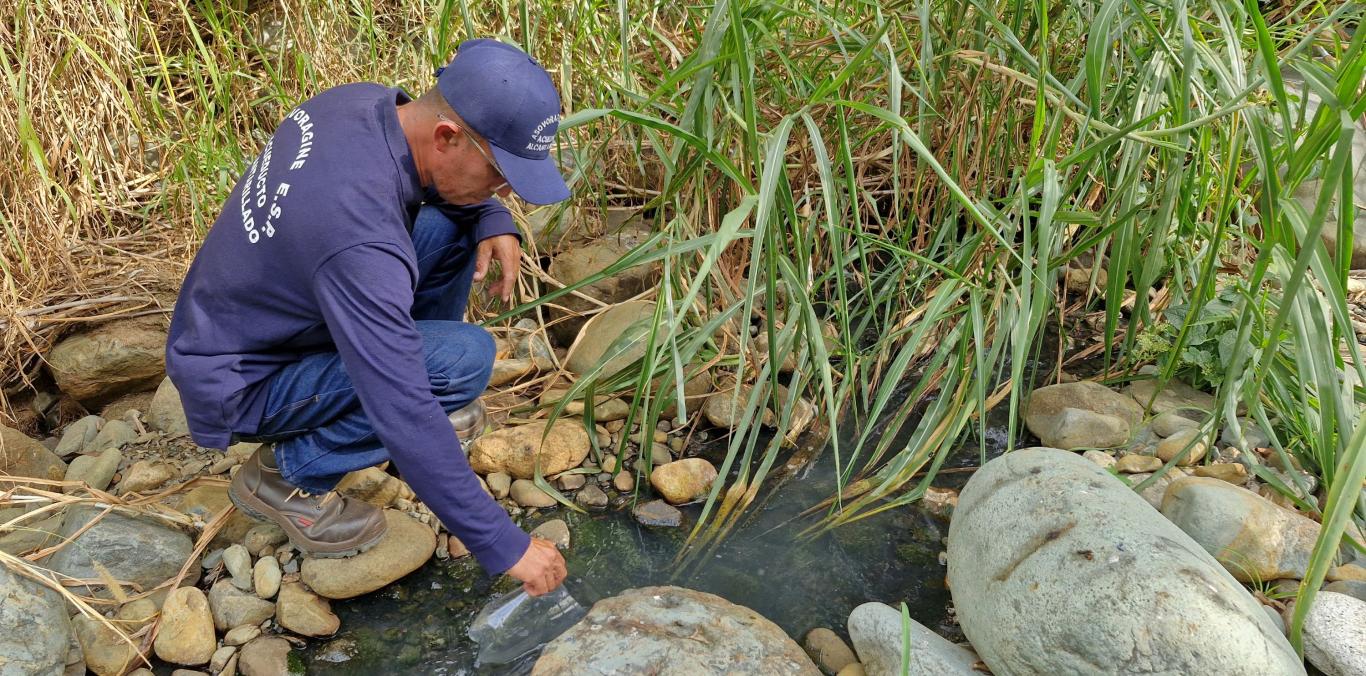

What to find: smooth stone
left=1125, top=468, right=1188, bottom=511
left=1154, top=428, right=1208, bottom=465
left=301, top=511, right=435, bottom=599
left=276, top=582, right=339, bottom=637
left=947, top=448, right=1302, bottom=675
left=209, top=645, right=236, bottom=673
left=174, top=485, right=255, bottom=546
left=563, top=300, right=657, bottom=377
left=486, top=472, right=512, bottom=499
left=836, top=665, right=865, bottom=676
left=1151, top=411, right=1200, bottom=437
left=1161, top=476, right=1322, bottom=582
left=253, top=556, right=282, bottom=599
left=46, top=317, right=167, bottom=406
left=0, top=423, right=68, bottom=483
left=0, top=509, right=62, bottom=555
left=55, top=415, right=103, bottom=457
left=222, top=544, right=254, bottom=591
left=533, top=586, right=818, bottom=675
left=44, top=504, right=194, bottom=597
left=1194, top=463, right=1249, bottom=484
left=648, top=458, right=717, bottom=504
left=613, top=471, right=635, bottom=492
left=1303, top=591, right=1366, bottom=676
left=467, top=419, right=591, bottom=479
left=116, top=459, right=175, bottom=494
left=89, top=420, right=136, bottom=453
left=63, top=448, right=122, bottom=492
left=1329, top=564, right=1366, bottom=582
left=237, top=636, right=292, bottom=676
left=73, top=615, right=139, bottom=676
left=1115, top=454, right=1162, bottom=473
left=335, top=467, right=401, bottom=508
left=547, top=239, right=659, bottom=346
left=575, top=483, right=609, bottom=509
left=147, top=377, right=190, bottom=437
left=802, top=627, right=857, bottom=675
left=632, top=500, right=682, bottom=527
left=117, top=599, right=159, bottom=632
left=1082, top=450, right=1115, bottom=470
left=488, top=357, right=535, bottom=387
left=1324, top=580, right=1366, bottom=603
left=530, top=519, right=571, bottom=549
left=207, top=579, right=276, bottom=632
left=1023, top=381, right=1143, bottom=450
left=554, top=473, right=586, bottom=491
left=154, top=587, right=216, bottom=666
left=223, top=625, right=261, bottom=647
left=703, top=384, right=777, bottom=429
left=510, top=479, right=558, bottom=508
left=1220, top=417, right=1271, bottom=450
left=0, top=564, right=72, bottom=675
left=243, top=523, right=287, bottom=556
left=847, top=602, right=978, bottom=675
left=1125, top=378, right=1217, bottom=418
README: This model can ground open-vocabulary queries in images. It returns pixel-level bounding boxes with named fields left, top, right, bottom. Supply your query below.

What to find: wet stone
left=633, top=500, right=682, bottom=527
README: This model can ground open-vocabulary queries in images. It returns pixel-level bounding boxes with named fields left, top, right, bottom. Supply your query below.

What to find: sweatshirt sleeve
left=311, top=243, right=530, bottom=574
left=428, top=196, right=520, bottom=242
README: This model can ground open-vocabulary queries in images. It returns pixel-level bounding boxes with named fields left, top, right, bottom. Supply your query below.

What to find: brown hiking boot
left=228, top=445, right=387, bottom=558
left=448, top=398, right=487, bottom=444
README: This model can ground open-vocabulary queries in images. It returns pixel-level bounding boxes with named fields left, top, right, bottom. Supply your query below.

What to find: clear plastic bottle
left=467, top=586, right=588, bottom=669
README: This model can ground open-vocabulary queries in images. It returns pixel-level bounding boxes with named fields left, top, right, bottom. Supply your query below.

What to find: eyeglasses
left=437, top=112, right=508, bottom=191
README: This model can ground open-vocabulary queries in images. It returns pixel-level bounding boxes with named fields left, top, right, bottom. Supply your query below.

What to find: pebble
left=243, top=524, right=287, bottom=556
left=276, top=581, right=340, bottom=637
left=633, top=500, right=682, bottom=527
left=575, top=483, right=609, bottom=509
left=222, top=544, right=255, bottom=591
left=1329, top=564, right=1366, bottom=582
left=554, top=473, right=586, bottom=490
left=207, top=579, right=277, bottom=632
left=154, top=587, right=216, bottom=666
left=237, top=636, right=292, bottom=676
left=486, top=472, right=512, bottom=500
left=62, top=448, right=122, bottom=493
left=116, top=460, right=175, bottom=494
left=613, top=472, right=635, bottom=492
left=201, top=549, right=223, bottom=570
left=669, top=437, right=685, bottom=453
left=254, top=556, right=282, bottom=599
left=803, top=628, right=857, bottom=674
left=921, top=487, right=957, bottom=520
left=1155, top=429, right=1208, bottom=465
left=223, top=625, right=261, bottom=647
left=510, top=479, right=558, bottom=508
left=55, top=415, right=103, bottom=457
left=209, top=455, right=239, bottom=475
left=1115, top=454, right=1162, bottom=473
left=530, top=519, right=571, bottom=549
left=1082, top=450, right=1116, bottom=470
left=210, top=646, right=236, bottom=673
left=1151, top=411, right=1199, bottom=437
left=1193, top=463, right=1248, bottom=484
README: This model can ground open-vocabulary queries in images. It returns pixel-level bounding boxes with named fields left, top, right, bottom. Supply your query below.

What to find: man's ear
left=433, top=121, right=460, bottom=150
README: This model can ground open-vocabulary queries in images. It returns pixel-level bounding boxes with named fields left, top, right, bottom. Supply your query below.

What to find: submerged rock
left=946, top=448, right=1302, bottom=675
left=632, top=500, right=682, bottom=527
left=846, top=602, right=978, bottom=675
left=1161, top=476, right=1321, bottom=582
left=533, top=586, right=818, bottom=675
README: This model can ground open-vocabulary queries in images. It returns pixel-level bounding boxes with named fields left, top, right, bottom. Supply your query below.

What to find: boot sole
left=228, top=481, right=387, bottom=559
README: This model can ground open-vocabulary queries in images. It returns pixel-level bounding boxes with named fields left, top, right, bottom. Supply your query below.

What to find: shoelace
left=286, top=488, right=340, bottom=509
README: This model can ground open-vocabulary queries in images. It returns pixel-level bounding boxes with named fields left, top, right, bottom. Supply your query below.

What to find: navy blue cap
left=435, top=39, right=570, bottom=205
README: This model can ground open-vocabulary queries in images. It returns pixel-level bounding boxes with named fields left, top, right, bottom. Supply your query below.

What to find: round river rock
left=301, top=510, right=435, bottom=599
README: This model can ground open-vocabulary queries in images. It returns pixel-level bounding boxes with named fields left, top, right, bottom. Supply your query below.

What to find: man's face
left=431, top=118, right=513, bottom=205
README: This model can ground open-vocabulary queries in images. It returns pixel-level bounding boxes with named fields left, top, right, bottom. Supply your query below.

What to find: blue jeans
left=241, top=206, right=491, bottom=493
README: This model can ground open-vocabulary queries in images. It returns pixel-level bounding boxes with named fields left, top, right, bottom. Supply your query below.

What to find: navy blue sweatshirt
left=166, top=83, right=529, bottom=574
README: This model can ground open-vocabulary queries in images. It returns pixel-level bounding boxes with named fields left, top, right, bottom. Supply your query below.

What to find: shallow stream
left=300, top=394, right=1017, bottom=674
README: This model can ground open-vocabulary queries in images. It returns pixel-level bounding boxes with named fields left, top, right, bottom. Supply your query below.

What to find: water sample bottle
left=468, top=586, right=588, bottom=669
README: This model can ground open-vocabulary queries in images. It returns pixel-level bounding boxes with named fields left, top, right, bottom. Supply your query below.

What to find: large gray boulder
left=46, top=317, right=168, bottom=407
left=564, top=300, right=656, bottom=378
left=1023, top=382, right=1143, bottom=450
left=0, top=564, right=71, bottom=675
left=43, top=504, right=194, bottom=596
left=547, top=236, right=659, bottom=345
left=1303, top=591, right=1366, bottom=676
left=533, top=586, right=819, bottom=675
left=847, top=602, right=978, bottom=675
left=947, top=448, right=1303, bottom=675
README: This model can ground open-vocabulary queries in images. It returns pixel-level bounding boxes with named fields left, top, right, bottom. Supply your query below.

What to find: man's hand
left=505, top=537, right=566, bottom=596
left=474, top=234, right=521, bottom=304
